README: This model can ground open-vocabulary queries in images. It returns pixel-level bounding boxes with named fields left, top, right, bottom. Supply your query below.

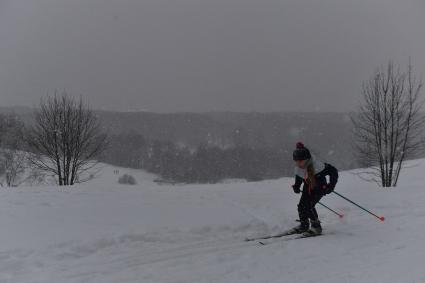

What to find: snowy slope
left=0, top=160, right=424, bottom=282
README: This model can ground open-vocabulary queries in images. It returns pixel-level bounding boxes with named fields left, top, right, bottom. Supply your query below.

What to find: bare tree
left=27, top=92, right=108, bottom=186
left=352, top=61, right=425, bottom=187
left=0, top=114, right=28, bottom=187
left=0, top=149, right=28, bottom=187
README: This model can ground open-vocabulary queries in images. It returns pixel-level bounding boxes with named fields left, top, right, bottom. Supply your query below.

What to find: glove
left=292, top=184, right=301, bottom=194
left=322, top=184, right=334, bottom=194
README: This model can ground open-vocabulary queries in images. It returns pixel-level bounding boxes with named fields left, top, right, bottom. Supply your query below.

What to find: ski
left=244, top=230, right=299, bottom=242
left=257, top=232, right=322, bottom=245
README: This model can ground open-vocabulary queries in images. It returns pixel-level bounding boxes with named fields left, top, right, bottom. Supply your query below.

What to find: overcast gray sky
left=0, top=0, right=424, bottom=112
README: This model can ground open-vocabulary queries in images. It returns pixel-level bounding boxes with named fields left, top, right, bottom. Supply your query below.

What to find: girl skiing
left=290, top=142, right=338, bottom=235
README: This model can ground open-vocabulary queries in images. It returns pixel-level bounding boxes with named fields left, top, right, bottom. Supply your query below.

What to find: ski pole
left=332, top=191, right=385, bottom=222
left=317, top=201, right=344, bottom=218
left=299, top=190, right=343, bottom=218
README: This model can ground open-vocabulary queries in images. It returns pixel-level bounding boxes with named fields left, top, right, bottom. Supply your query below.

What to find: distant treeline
left=2, top=105, right=425, bottom=185
left=100, top=132, right=293, bottom=183
left=94, top=111, right=363, bottom=183
left=0, top=109, right=369, bottom=184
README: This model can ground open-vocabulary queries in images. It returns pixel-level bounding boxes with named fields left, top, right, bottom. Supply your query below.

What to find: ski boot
left=303, top=220, right=322, bottom=236
left=286, top=221, right=309, bottom=235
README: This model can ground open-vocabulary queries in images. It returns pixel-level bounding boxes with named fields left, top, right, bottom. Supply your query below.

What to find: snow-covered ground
left=1, top=160, right=424, bottom=282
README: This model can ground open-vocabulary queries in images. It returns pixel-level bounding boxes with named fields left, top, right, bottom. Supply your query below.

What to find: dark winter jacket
left=292, top=159, right=338, bottom=194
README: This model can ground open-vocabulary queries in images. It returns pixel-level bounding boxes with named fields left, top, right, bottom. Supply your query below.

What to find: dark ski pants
left=298, top=189, right=325, bottom=224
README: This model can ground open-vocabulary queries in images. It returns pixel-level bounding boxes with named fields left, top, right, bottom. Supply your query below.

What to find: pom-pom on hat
left=293, top=142, right=311, bottom=161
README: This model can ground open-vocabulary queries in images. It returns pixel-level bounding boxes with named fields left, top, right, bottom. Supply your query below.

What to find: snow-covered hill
left=0, top=160, right=424, bottom=282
